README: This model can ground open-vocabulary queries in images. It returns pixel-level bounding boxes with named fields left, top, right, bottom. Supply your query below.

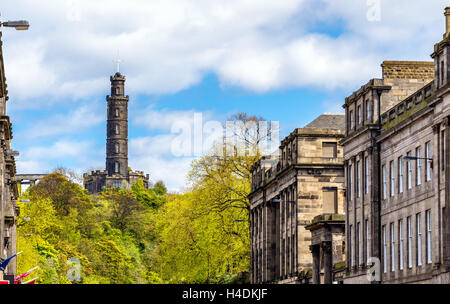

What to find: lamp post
left=0, top=20, right=29, bottom=31
left=403, top=155, right=433, bottom=168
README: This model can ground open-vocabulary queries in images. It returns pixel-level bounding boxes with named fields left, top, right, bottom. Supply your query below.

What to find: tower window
left=115, top=124, right=120, bottom=135
left=113, top=181, right=122, bottom=188
left=115, top=108, right=120, bottom=117
left=115, top=87, right=120, bottom=95
left=115, top=162, right=120, bottom=173
left=115, top=143, right=120, bottom=153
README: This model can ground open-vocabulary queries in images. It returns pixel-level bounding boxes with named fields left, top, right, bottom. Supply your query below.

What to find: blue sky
left=0, top=0, right=447, bottom=191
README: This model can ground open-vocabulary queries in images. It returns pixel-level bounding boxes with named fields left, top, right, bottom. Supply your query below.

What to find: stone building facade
left=0, top=31, right=19, bottom=281
left=305, top=213, right=345, bottom=284
left=249, top=114, right=345, bottom=283
left=84, top=72, right=149, bottom=194
left=341, top=7, right=450, bottom=284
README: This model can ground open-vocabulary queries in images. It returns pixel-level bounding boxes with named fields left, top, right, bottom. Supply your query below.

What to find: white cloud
left=130, top=134, right=178, bottom=156
left=21, top=140, right=95, bottom=161
left=16, top=139, right=100, bottom=176
left=129, top=154, right=194, bottom=193
left=1, top=0, right=445, bottom=104
left=134, top=108, right=197, bottom=132
left=16, top=160, right=49, bottom=174
left=18, top=104, right=104, bottom=139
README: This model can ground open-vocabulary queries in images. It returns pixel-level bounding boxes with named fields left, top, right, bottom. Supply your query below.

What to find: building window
left=383, top=225, right=387, bottom=273
left=366, top=100, right=373, bottom=122
left=115, top=124, right=120, bottom=135
left=350, top=110, right=355, bottom=130
left=407, top=216, right=412, bottom=268
left=426, top=210, right=432, bottom=264
left=390, top=161, right=395, bottom=197
left=115, top=108, right=120, bottom=117
left=442, top=130, right=445, bottom=171
left=350, top=225, right=354, bottom=268
left=407, top=152, right=412, bottom=189
left=365, top=219, right=370, bottom=264
left=398, top=156, right=403, bottom=193
left=382, top=165, right=387, bottom=200
left=416, top=147, right=422, bottom=186
left=349, top=164, right=353, bottom=201
left=399, top=220, right=404, bottom=270
left=390, top=223, right=395, bottom=271
left=357, top=222, right=362, bottom=265
left=115, top=143, right=120, bottom=154
left=357, top=105, right=362, bottom=125
left=425, top=142, right=431, bottom=182
left=115, top=87, right=120, bottom=95
left=357, top=160, right=361, bottom=198
left=115, top=162, right=120, bottom=173
left=365, top=156, right=369, bottom=194
left=323, top=188, right=337, bottom=214
left=417, top=213, right=422, bottom=266
left=322, top=142, right=337, bottom=158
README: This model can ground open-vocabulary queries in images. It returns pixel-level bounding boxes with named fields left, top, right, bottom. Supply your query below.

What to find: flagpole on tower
left=113, top=50, right=123, bottom=74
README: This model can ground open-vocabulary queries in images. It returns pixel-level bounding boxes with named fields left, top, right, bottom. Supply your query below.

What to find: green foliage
left=17, top=172, right=166, bottom=284
left=132, top=179, right=166, bottom=208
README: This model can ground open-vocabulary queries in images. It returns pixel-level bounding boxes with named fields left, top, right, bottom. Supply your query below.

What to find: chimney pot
left=445, top=7, right=450, bottom=37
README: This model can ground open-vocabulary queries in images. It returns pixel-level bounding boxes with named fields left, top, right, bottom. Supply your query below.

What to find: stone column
left=311, top=245, right=321, bottom=284
left=322, top=241, right=333, bottom=284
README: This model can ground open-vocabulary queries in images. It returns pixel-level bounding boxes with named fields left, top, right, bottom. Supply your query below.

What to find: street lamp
left=0, top=20, right=29, bottom=31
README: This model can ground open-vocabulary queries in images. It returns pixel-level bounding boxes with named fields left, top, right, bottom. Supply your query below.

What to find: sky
left=0, top=0, right=447, bottom=192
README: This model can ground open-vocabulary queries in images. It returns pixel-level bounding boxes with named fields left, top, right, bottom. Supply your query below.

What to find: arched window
left=115, top=124, right=120, bottom=135
left=115, top=162, right=120, bottom=173
left=115, top=143, right=120, bottom=153
left=115, top=108, right=120, bottom=117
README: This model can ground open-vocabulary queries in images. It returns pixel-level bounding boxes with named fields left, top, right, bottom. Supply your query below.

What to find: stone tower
left=83, top=69, right=149, bottom=194
left=106, top=72, right=129, bottom=177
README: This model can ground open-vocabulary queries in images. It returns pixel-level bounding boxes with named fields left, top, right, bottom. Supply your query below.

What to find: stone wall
left=381, top=61, right=434, bottom=80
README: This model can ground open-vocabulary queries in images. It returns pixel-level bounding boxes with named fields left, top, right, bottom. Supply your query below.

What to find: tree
left=100, top=188, right=145, bottom=232
left=28, top=173, right=92, bottom=216
left=155, top=113, right=272, bottom=283
left=188, top=112, right=272, bottom=213
left=131, top=179, right=165, bottom=209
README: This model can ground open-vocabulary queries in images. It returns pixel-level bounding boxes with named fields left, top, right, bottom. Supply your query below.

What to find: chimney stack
left=445, top=7, right=450, bottom=37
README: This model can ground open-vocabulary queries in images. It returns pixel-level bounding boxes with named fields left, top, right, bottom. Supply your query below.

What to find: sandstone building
left=84, top=71, right=149, bottom=194
left=0, top=31, right=19, bottom=281
left=340, top=7, right=450, bottom=284
left=249, top=114, right=345, bottom=283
